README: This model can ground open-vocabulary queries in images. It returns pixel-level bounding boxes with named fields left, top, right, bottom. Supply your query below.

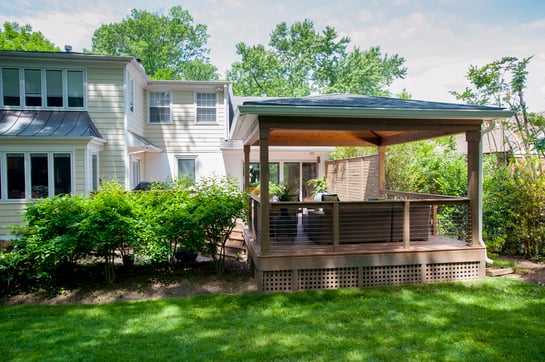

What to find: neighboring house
left=455, top=114, right=545, bottom=159
left=0, top=50, right=331, bottom=238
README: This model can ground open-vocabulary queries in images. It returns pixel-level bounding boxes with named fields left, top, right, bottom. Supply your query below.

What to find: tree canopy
left=226, top=19, right=407, bottom=97
left=91, top=6, right=218, bottom=80
left=0, top=22, right=59, bottom=51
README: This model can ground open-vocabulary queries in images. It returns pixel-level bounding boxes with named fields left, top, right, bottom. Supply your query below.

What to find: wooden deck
left=245, top=227, right=486, bottom=292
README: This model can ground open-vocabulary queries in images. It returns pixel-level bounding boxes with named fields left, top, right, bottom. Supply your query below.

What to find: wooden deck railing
left=249, top=193, right=470, bottom=252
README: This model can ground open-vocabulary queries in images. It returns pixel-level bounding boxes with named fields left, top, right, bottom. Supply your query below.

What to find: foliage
left=307, top=177, right=328, bottom=196
left=91, top=6, right=218, bottom=80
left=483, top=157, right=545, bottom=259
left=0, top=22, right=59, bottom=51
left=192, top=176, right=248, bottom=275
left=135, top=179, right=203, bottom=266
left=7, top=195, right=89, bottom=286
left=453, top=56, right=545, bottom=259
left=2, top=279, right=545, bottom=360
left=385, top=137, right=467, bottom=196
left=80, top=182, right=139, bottom=283
left=384, top=137, right=468, bottom=238
left=329, top=146, right=375, bottom=160
left=451, top=56, right=545, bottom=159
left=227, top=19, right=406, bottom=97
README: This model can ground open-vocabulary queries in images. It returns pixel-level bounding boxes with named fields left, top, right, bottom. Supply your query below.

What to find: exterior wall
left=0, top=139, right=90, bottom=238
left=126, top=63, right=147, bottom=136
left=0, top=203, right=26, bottom=239
left=222, top=144, right=333, bottom=191
left=142, top=87, right=228, bottom=182
left=86, top=66, right=127, bottom=185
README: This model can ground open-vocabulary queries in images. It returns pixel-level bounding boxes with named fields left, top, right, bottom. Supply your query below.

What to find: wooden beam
left=260, top=126, right=270, bottom=254
left=260, top=116, right=483, bottom=132
left=466, top=131, right=482, bottom=247
left=380, top=130, right=460, bottom=146
left=378, top=145, right=386, bottom=191
left=403, top=199, right=411, bottom=249
left=244, top=145, right=252, bottom=232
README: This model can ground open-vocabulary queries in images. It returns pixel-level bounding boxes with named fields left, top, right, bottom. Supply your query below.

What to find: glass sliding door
left=302, top=162, right=317, bottom=201
left=283, top=162, right=300, bottom=201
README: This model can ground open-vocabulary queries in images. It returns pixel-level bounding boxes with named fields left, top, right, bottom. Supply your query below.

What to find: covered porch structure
left=231, top=94, right=512, bottom=292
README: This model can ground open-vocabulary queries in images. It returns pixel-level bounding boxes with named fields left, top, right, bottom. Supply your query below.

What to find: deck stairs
left=223, top=220, right=247, bottom=261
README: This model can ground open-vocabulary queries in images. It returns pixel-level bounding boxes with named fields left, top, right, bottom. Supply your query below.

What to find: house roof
left=0, top=110, right=103, bottom=139
left=232, top=94, right=514, bottom=147
left=238, top=93, right=510, bottom=118
left=127, top=131, right=161, bottom=153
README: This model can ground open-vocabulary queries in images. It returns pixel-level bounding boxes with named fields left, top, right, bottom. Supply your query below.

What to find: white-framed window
left=91, top=153, right=99, bottom=192
left=1, top=151, right=72, bottom=200
left=195, top=92, right=217, bottom=123
left=130, top=158, right=141, bottom=189
left=176, top=156, right=196, bottom=184
left=0, top=67, right=85, bottom=109
left=148, top=91, right=171, bottom=123
left=127, top=73, right=134, bottom=113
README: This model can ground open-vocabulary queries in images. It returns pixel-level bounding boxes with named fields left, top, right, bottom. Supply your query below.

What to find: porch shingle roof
left=241, top=93, right=504, bottom=111
left=0, top=110, right=103, bottom=138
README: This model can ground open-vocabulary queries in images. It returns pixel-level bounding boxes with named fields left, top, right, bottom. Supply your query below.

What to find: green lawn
left=1, top=278, right=544, bottom=361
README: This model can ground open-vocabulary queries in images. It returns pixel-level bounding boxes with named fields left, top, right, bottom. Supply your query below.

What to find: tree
left=0, top=22, right=59, bottom=51
left=227, top=19, right=406, bottom=97
left=91, top=6, right=218, bottom=80
left=451, top=56, right=545, bottom=158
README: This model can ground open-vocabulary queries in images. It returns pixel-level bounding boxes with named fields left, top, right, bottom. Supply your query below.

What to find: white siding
left=87, top=67, right=127, bottom=185
left=144, top=90, right=226, bottom=153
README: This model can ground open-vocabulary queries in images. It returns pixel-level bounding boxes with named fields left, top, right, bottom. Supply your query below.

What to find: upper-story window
left=195, top=92, right=217, bottom=123
left=0, top=67, right=85, bottom=109
left=148, top=91, right=171, bottom=123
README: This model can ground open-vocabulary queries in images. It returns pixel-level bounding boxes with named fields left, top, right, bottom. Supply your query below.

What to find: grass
left=1, top=278, right=544, bottom=361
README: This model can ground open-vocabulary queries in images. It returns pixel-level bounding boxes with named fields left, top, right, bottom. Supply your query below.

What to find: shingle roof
left=0, top=110, right=103, bottom=138
left=242, top=93, right=505, bottom=111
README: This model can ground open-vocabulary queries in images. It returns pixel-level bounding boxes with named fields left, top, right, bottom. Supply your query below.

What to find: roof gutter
left=237, top=105, right=514, bottom=120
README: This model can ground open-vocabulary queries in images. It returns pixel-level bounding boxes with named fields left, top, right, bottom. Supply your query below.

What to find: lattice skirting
left=260, top=261, right=482, bottom=292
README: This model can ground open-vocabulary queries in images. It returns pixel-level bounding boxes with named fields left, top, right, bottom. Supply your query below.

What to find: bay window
left=1, top=152, right=72, bottom=200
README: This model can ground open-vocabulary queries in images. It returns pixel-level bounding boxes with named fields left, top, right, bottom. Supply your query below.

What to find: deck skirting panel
left=259, top=261, right=483, bottom=292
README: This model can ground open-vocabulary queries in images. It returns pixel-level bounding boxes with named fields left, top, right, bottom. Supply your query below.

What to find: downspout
left=481, top=120, right=495, bottom=264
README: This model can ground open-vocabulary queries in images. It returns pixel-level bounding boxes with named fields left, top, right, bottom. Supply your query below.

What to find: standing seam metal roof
left=0, top=110, right=103, bottom=138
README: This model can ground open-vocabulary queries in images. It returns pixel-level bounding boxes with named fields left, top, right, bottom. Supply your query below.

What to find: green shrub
left=193, top=176, right=248, bottom=275
left=80, top=181, right=139, bottom=283
left=9, top=195, right=89, bottom=285
left=483, top=157, right=545, bottom=259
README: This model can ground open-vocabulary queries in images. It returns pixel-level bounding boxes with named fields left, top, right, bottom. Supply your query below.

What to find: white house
left=0, top=50, right=331, bottom=238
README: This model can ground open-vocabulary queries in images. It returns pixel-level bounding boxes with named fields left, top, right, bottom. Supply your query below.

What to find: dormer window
left=0, top=67, right=85, bottom=109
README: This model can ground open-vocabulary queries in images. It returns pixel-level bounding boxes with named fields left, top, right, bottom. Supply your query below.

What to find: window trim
left=0, top=67, right=86, bottom=110
left=148, top=90, right=172, bottom=124
left=195, top=92, right=218, bottom=123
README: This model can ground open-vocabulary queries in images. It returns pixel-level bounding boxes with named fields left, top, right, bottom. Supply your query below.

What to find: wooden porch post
left=243, top=145, right=252, bottom=232
left=378, top=145, right=386, bottom=192
left=260, top=127, right=270, bottom=254
left=466, top=131, right=482, bottom=246
left=403, top=199, right=411, bottom=249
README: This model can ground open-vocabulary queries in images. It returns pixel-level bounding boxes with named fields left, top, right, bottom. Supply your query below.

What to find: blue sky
left=2, top=0, right=544, bottom=110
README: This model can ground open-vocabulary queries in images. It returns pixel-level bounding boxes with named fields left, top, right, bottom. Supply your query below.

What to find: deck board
left=247, top=231, right=481, bottom=258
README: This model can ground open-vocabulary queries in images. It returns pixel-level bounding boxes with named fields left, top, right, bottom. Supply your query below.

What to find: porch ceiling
left=231, top=94, right=514, bottom=147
